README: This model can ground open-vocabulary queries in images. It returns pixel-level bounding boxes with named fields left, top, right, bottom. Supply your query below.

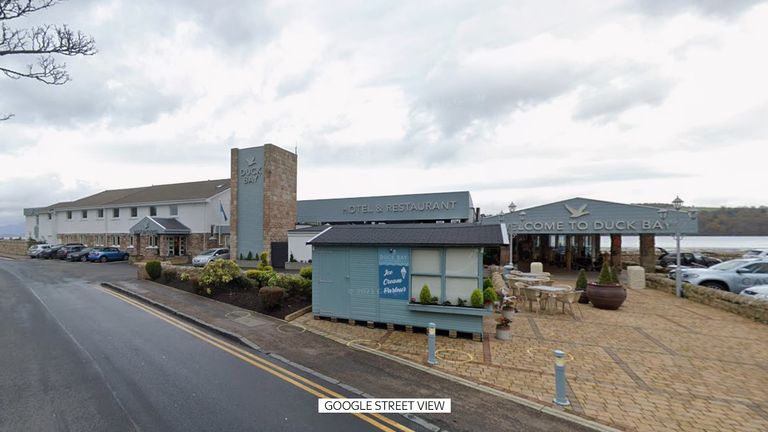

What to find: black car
left=39, top=245, right=64, bottom=259
left=67, top=247, right=94, bottom=262
left=657, top=250, right=722, bottom=268
left=57, top=245, right=85, bottom=260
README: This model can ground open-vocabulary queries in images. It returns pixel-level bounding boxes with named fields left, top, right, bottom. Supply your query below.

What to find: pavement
left=0, top=259, right=426, bottom=432
left=95, top=278, right=604, bottom=431
left=297, top=278, right=768, bottom=432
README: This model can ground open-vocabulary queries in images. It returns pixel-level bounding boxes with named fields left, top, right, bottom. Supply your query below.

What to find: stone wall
left=0, top=239, right=29, bottom=257
left=646, top=274, right=768, bottom=324
left=263, top=144, right=297, bottom=251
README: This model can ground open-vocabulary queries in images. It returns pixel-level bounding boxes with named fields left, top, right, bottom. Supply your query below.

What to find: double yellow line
left=102, top=288, right=414, bottom=432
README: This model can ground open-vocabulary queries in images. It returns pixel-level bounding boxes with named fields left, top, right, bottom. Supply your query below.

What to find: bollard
left=553, top=350, right=570, bottom=406
left=427, top=323, right=437, bottom=366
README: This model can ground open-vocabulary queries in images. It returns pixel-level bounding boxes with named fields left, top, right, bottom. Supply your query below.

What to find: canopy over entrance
left=483, top=198, right=699, bottom=272
left=129, top=216, right=191, bottom=235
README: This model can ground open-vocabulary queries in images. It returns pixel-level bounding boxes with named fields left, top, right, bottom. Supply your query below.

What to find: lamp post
left=502, top=202, right=526, bottom=270
left=658, top=196, right=698, bottom=298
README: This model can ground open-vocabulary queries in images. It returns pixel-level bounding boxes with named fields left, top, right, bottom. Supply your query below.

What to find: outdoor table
left=506, top=276, right=550, bottom=285
left=527, top=285, right=569, bottom=313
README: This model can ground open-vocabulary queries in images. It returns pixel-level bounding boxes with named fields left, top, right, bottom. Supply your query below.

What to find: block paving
left=296, top=286, right=768, bottom=431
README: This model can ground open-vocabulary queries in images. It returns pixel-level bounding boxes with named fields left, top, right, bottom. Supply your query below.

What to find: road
left=0, top=258, right=424, bottom=432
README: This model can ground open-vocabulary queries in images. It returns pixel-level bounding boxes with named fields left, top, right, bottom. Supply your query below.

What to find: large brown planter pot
left=586, top=282, right=627, bottom=310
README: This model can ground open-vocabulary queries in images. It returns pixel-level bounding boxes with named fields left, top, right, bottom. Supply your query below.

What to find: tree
left=1, top=0, right=96, bottom=120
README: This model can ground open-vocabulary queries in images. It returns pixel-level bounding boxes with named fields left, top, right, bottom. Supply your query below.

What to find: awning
left=129, top=216, right=191, bottom=235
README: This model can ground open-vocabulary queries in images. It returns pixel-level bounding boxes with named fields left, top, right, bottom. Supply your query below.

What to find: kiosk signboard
left=378, top=248, right=410, bottom=300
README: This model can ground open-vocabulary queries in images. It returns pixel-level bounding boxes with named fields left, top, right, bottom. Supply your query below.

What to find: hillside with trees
left=638, top=204, right=768, bottom=236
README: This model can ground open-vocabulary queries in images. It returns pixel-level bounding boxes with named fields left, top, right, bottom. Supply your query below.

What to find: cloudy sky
left=1, top=0, right=766, bottom=232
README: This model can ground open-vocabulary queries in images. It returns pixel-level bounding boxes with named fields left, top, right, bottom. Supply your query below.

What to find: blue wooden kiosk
left=308, top=223, right=506, bottom=340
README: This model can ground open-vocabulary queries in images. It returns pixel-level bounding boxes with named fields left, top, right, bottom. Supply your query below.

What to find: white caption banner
left=318, top=398, right=451, bottom=413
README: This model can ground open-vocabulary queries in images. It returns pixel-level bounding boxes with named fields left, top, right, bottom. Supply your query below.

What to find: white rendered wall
left=288, top=232, right=315, bottom=262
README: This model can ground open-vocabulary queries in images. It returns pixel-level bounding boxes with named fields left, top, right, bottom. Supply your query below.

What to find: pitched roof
left=307, top=223, right=506, bottom=246
left=59, top=179, right=230, bottom=209
left=129, top=216, right=191, bottom=235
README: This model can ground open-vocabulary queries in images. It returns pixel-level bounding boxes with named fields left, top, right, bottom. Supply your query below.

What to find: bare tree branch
left=1, top=112, right=15, bottom=121
left=0, top=0, right=96, bottom=119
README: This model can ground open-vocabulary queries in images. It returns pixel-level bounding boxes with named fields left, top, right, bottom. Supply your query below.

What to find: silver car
left=739, top=285, right=768, bottom=300
left=28, top=244, right=50, bottom=258
left=192, top=248, right=230, bottom=267
left=675, top=258, right=768, bottom=293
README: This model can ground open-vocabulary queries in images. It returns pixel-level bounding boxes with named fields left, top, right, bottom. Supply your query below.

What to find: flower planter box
left=586, top=282, right=627, bottom=310
left=496, top=326, right=512, bottom=340
left=407, top=303, right=492, bottom=316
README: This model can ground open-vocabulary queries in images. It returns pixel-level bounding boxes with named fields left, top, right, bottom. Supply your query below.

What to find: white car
left=192, top=248, right=230, bottom=267
left=739, top=285, right=768, bottom=300
left=28, top=244, right=50, bottom=258
left=743, top=249, right=768, bottom=259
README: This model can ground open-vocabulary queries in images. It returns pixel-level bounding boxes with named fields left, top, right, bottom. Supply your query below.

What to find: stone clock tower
left=230, top=144, right=297, bottom=262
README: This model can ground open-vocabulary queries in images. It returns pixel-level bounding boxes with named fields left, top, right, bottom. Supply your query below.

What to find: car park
left=67, top=247, right=95, bottom=262
left=743, top=249, right=768, bottom=259
left=673, top=258, right=768, bottom=294
left=192, top=248, right=230, bottom=267
left=28, top=244, right=50, bottom=258
left=87, top=247, right=129, bottom=263
left=657, top=251, right=721, bottom=268
left=739, top=285, right=768, bottom=300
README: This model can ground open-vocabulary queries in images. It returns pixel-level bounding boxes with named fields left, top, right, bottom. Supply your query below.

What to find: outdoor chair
left=554, top=290, right=583, bottom=318
left=513, top=282, right=527, bottom=297
left=522, top=288, right=543, bottom=314
left=552, top=284, right=574, bottom=292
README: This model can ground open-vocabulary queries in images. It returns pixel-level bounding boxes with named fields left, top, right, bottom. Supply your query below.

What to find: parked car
left=87, top=247, right=129, bottom=263
left=672, top=258, right=768, bottom=293
left=743, top=249, right=768, bottom=259
left=39, top=245, right=64, bottom=259
left=67, top=247, right=94, bottom=262
left=28, top=244, right=50, bottom=258
left=739, top=285, right=768, bottom=300
left=657, top=251, right=721, bottom=268
left=192, top=248, right=230, bottom=267
left=57, top=244, right=85, bottom=260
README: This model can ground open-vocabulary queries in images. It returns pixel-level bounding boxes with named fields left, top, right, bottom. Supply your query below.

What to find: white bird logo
left=247, top=156, right=258, bottom=166
left=565, top=204, right=590, bottom=218
left=400, top=267, right=407, bottom=279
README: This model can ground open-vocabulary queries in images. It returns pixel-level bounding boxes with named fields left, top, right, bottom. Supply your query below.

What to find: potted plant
left=419, top=284, right=433, bottom=305
left=470, top=289, right=484, bottom=308
left=496, top=316, right=512, bottom=340
left=576, top=268, right=590, bottom=304
left=586, top=260, right=627, bottom=310
left=501, top=296, right=518, bottom=320
left=483, top=287, right=498, bottom=309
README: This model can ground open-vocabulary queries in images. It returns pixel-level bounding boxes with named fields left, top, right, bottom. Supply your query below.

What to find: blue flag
left=219, top=200, right=228, bottom=222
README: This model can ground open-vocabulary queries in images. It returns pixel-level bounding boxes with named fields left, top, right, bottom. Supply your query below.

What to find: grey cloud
left=630, top=0, right=766, bottom=17
left=0, top=175, right=100, bottom=226
left=681, top=104, right=768, bottom=149
left=573, top=73, right=673, bottom=122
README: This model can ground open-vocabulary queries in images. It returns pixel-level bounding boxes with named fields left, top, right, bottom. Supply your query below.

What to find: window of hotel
left=81, top=210, right=88, bottom=219
left=66, top=211, right=72, bottom=219
left=48, top=213, right=52, bottom=220
left=411, top=249, right=442, bottom=302
left=130, top=207, right=138, bottom=218
left=128, top=235, right=135, bottom=247
left=169, top=205, right=178, bottom=216
left=150, top=206, right=157, bottom=216
left=111, top=235, right=120, bottom=246
left=97, top=209, right=104, bottom=218
left=148, top=235, right=158, bottom=247
left=113, top=208, right=120, bottom=218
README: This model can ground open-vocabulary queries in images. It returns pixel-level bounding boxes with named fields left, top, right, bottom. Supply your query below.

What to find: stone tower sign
left=230, top=144, right=297, bottom=262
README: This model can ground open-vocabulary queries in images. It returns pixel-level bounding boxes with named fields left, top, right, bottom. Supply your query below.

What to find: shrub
left=230, top=275, right=255, bottom=290
left=299, top=266, right=312, bottom=280
left=267, top=273, right=290, bottom=289
left=419, top=284, right=432, bottom=304
left=246, top=251, right=253, bottom=260
left=470, top=289, right=484, bottom=308
left=180, top=272, right=191, bottom=282
left=483, top=277, right=493, bottom=289
left=289, top=253, right=297, bottom=262
left=598, top=260, right=613, bottom=285
left=245, top=269, right=276, bottom=287
left=610, top=266, right=620, bottom=284
left=200, top=259, right=241, bottom=288
left=483, top=287, right=498, bottom=303
left=285, top=275, right=311, bottom=295
left=162, top=268, right=178, bottom=283
left=259, top=251, right=269, bottom=265
left=145, top=260, right=162, bottom=280
left=259, top=286, right=285, bottom=309
left=576, top=269, right=587, bottom=290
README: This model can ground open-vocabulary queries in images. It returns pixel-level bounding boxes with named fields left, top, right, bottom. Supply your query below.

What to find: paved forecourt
left=297, top=282, right=768, bottom=432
